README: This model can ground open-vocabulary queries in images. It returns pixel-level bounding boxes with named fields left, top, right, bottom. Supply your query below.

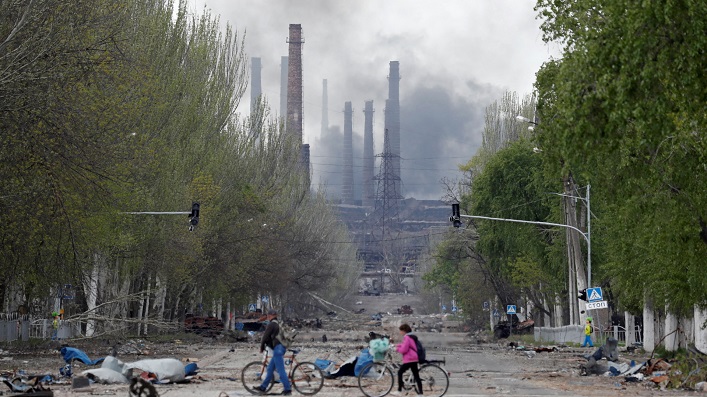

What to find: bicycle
left=358, top=345, right=449, bottom=397
left=241, top=347, right=324, bottom=395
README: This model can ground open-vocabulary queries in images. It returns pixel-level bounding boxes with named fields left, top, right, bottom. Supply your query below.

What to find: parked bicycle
left=358, top=345, right=449, bottom=397
left=241, top=348, right=324, bottom=395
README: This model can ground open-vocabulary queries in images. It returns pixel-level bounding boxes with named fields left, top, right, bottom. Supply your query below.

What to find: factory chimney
left=285, top=25, right=309, bottom=190
left=342, top=102, right=354, bottom=205
left=286, top=24, right=304, bottom=142
left=250, top=57, right=262, bottom=114
left=362, top=101, right=375, bottom=208
left=385, top=61, right=402, bottom=197
left=321, top=79, right=328, bottom=136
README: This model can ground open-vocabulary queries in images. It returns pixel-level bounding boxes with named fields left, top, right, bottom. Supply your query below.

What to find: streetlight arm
left=124, top=211, right=191, bottom=215
left=458, top=214, right=589, bottom=245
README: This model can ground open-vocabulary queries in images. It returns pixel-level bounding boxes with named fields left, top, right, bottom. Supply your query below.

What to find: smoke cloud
left=186, top=0, right=556, bottom=199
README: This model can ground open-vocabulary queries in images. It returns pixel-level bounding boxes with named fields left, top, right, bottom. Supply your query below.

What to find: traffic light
left=578, top=288, right=587, bottom=301
left=449, top=203, right=462, bottom=228
left=188, top=202, right=200, bottom=231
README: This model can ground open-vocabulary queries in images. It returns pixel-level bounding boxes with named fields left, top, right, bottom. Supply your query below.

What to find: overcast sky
left=187, top=0, right=558, bottom=200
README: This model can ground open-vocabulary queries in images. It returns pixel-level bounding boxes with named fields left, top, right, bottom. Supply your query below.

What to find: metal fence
left=0, top=313, right=30, bottom=342
left=0, top=314, right=80, bottom=342
left=596, top=325, right=643, bottom=346
left=536, top=324, right=643, bottom=346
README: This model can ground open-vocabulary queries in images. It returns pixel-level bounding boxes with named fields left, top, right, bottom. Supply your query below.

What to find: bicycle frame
left=256, top=349, right=301, bottom=375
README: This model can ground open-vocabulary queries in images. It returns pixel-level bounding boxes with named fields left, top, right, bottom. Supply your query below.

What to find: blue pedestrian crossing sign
left=506, top=305, right=517, bottom=315
left=587, top=287, right=603, bottom=302
left=492, top=309, right=500, bottom=317
left=248, top=303, right=257, bottom=312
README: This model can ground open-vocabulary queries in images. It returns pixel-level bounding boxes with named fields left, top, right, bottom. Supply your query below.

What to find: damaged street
left=2, top=310, right=704, bottom=397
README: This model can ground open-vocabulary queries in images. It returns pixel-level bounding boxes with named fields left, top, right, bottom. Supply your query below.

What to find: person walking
left=253, top=309, right=291, bottom=396
left=581, top=318, right=594, bottom=347
left=392, top=323, right=423, bottom=396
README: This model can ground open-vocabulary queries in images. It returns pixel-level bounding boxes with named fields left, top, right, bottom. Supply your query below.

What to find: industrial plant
left=250, top=25, right=449, bottom=295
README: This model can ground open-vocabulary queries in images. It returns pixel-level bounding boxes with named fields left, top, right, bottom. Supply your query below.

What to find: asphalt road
left=38, top=332, right=672, bottom=397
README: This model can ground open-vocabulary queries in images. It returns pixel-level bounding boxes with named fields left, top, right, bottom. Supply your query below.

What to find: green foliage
left=0, top=0, right=359, bottom=321
left=467, top=140, right=565, bottom=306
left=535, top=0, right=707, bottom=313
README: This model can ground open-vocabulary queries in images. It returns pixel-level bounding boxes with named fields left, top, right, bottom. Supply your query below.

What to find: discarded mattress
left=61, top=347, right=105, bottom=366
left=82, top=356, right=190, bottom=384
left=82, top=356, right=129, bottom=384
left=128, top=358, right=186, bottom=383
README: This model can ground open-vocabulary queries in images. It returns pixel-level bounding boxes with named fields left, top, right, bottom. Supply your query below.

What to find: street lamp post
left=549, top=185, right=592, bottom=288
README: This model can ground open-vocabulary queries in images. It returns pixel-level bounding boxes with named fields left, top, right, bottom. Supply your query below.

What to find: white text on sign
left=586, top=301, right=608, bottom=310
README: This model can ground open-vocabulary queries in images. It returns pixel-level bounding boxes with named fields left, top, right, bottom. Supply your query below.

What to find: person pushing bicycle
left=392, top=323, right=423, bottom=396
left=253, top=309, right=292, bottom=396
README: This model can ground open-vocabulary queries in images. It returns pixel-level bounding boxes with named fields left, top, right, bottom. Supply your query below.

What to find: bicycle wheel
left=358, top=362, right=394, bottom=397
left=290, top=361, right=324, bottom=395
left=241, top=361, right=274, bottom=395
left=417, top=364, right=449, bottom=397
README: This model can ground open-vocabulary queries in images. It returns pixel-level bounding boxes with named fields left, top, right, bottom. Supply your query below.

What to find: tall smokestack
left=280, top=56, right=288, bottom=125
left=286, top=24, right=304, bottom=142
left=321, top=79, right=328, bottom=136
left=342, top=102, right=354, bottom=205
left=385, top=61, right=402, bottom=197
left=250, top=57, right=262, bottom=114
left=362, top=101, right=375, bottom=208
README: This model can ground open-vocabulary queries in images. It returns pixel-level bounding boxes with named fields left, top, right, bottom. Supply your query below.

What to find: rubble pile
left=505, top=336, right=707, bottom=393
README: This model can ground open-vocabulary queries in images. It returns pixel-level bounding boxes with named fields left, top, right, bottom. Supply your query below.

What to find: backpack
left=274, top=320, right=297, bottom=348
left=409, top=334, right=426, bottom=363
left=589, top=325, right=594, bottom=334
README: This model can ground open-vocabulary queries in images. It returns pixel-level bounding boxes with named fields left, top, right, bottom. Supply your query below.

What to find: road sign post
left=506, top=305, right=517, bottom=338
left=587, top=287, right=603, bottom=302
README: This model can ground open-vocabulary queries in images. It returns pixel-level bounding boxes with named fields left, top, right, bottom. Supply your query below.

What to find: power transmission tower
left=372, top=129, right=402, bottom=241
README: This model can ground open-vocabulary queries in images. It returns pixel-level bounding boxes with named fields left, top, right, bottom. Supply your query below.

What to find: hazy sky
left=187, top=0, right=558, bottom=200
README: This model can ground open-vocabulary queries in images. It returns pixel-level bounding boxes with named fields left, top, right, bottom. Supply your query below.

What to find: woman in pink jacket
left=393, top=323, right=423, bottom=395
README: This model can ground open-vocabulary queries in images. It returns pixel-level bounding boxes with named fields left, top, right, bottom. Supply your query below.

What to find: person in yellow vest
left=52, top=312, right=60, bottom=340
left=581, top=318, right=594, bottom=347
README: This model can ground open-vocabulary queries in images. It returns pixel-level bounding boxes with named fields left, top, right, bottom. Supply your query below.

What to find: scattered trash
left=60, top=347, right=105, bottom=366
left=651, top=375, right=669, bottom=384
left=607, top=362, right=630, bottom=376
left=580, top=338, right=619, bottom=376
left=72, top=376, right=92, bottom=391
left=625, top=373, right=644, bottom=382
left=60, top=364, right=73, bottom=378
left=524, top=351, right=536, bottom=358
left=2, top=375, right=54, bottom=396
left=128, top=377, right=158, bottom=397
left=534, top=346, right=558, bottom=353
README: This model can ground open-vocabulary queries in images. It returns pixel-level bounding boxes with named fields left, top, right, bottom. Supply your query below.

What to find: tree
left=534, top=0, right=707, bottom=313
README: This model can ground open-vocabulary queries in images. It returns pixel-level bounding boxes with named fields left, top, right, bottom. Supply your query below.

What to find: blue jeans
left=582, top=335, right=593, bottom=347
left=260, top=344, right=291, bottom=392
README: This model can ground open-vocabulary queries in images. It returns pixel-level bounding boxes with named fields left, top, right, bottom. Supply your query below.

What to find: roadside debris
left=82, top=355, right=197, bottom=384
left=581, top=337, right=619, bottom=376
left=61, top=347, right=105, bottom=366
left=397, top=305, right=413, bottom=315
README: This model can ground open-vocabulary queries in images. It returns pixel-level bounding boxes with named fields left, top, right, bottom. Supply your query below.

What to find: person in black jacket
left=254, top=309, right=291, bottom=395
